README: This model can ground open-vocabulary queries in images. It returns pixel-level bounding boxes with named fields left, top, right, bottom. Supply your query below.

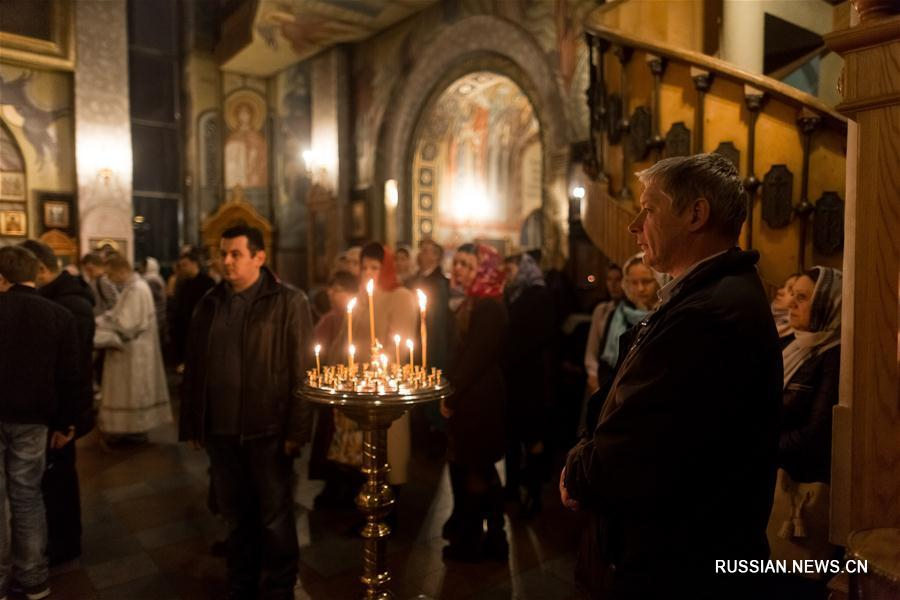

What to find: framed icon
left=43, top=200, right=70, bottom=228
left=0, top=172, right=25, bottom=200
left=37, top=192, right=76, bottom=235
left=0, top=210, right=27, bottom=236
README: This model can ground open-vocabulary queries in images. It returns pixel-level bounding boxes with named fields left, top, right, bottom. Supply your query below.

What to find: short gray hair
left=636, top=153, right=747, bottom=240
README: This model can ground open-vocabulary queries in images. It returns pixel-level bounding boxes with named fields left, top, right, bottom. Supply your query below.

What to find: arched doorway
left=409, top=72, right=542, bottom=254
left=374, top=15, right=570, bottom=264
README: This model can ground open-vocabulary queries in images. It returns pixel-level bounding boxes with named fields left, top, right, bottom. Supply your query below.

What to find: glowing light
left=572, top=186, right=586, bottom=199
left=301, top=149, right=315, bottom=170
left=416, top=289, right=427, bottom=311
left=346, top=297, right=357, bottom=313
left=384, top=179, right=398, bottom=209
left=451, top=178, right=492, bottom=221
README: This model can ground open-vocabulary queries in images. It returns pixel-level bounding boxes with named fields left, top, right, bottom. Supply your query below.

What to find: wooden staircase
left=580, top=13, right=847, bottom=292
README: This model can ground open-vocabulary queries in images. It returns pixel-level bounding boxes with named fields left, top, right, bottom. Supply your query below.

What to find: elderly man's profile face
left=630, top=181, right=691, bottom=274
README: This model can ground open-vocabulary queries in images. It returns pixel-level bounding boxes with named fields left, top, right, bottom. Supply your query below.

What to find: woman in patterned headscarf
left=442, top=243, right=509, bottom=562
left=768, top=267, right=842, bottom=586
left=778, top=266, right=842, bottom=479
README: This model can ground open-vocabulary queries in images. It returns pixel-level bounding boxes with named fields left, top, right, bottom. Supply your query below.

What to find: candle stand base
left=300, top=381, right=452, bottom=600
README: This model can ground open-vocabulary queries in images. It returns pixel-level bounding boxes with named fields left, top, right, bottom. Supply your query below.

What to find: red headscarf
left=377, top=244, right=401, bottom=291
left=467, top=244, right=505, bottom=299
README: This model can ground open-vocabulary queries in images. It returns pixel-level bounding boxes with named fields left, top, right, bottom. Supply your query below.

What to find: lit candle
left=379, top=353, right=388, bottom=373
left=393, top=334, right=401, bottom=366
left=346, top=297, right=356, bottom=352
left=349, top=344, right=356, bottom=372
left=314, top=344, right=321, bottom=376
left=366, top=279, right=376, bottom=348
left=416, top=289, right=427, bottom=369
left=406, top=338, right=414, bottom=373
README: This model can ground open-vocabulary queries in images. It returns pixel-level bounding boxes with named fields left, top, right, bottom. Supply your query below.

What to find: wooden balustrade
left=582, top=17, right=848, bottom=290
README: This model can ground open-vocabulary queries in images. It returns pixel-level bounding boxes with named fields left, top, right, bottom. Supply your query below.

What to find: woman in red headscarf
left=441, top=243, right=509, bottom=562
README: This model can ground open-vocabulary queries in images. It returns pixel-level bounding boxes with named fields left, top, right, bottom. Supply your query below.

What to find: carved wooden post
left=612, top=46, right=633, bottom=201
left=824, top=10, right=900, bottom=550
left=584, top=34, right=610, bottom=183
left=691, top=67, right=713, bottom=154
left=647, top=54, right=667, bottom=159
left=743, top=86, right=765, bottom=249
left=796, top=109, right=821, bottom=271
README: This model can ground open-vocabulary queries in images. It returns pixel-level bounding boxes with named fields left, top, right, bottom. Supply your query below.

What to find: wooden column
left=824, top=15, right=900, bottom=544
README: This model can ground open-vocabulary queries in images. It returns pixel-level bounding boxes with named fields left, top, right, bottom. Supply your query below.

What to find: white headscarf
left=781, top=267, right=842, bottom=388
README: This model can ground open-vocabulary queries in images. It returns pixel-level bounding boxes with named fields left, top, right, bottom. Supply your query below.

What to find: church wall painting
left=0, top=63, right=74, bottom=239
left=224, top=88, right=268, bottom=190
left=222, top=84, right=270, bottom=221
left=272, top=60, right=313, bottom=286
left=351, top=0, right=595, bottom=190
left=412, top=72, right=541, bottom=250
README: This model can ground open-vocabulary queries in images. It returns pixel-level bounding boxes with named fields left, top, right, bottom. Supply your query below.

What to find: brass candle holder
left=300, top=349, right=451, bottom=600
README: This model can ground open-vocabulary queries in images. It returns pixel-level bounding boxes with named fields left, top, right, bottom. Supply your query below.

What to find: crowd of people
left=0, top=154, right=845, bottom=599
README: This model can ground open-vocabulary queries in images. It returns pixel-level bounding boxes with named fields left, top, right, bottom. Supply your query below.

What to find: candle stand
left=300, top=372, right=452, bottom=600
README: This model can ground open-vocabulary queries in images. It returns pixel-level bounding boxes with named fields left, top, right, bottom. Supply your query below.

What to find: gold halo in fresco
left=224, top=90, right=266, bottom=132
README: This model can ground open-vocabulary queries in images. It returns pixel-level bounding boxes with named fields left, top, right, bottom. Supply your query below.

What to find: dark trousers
left=42, top=441, right=81, bottom=565
left=206, top=435, right=298, bottom=599
left=447, top=461, right=504, bottom=548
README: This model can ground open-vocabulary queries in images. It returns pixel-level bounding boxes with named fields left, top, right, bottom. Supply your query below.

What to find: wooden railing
left=581, top=17, right=848, bottom=291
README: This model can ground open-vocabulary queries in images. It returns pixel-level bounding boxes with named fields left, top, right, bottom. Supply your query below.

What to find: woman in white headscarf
left=768, top=267, right=842, bottom=589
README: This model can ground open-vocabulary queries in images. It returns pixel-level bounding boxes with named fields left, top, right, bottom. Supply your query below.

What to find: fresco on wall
left=220, top=0, right=438, bottom=76
left=413, top=72, right=540, bottom=250
left=273, top=60, right=311, bottom=270
left=224, top=89, right=268, bottom=190
left=0, top=65, right=73, bottom=189
left=351, top=0, right=595, bottom=187
left=522, top=0, right=595, bottom=141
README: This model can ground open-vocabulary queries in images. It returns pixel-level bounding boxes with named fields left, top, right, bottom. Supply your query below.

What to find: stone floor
left=44, top=411, right=585, bottom=599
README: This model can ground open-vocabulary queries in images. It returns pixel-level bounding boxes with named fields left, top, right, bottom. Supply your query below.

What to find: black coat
left=179, top=268, right=314, bottom=444
left=1, top=285, right=81, bottom=430
left=39, top=271, right=96, bottom=436
left=407, top=268, right=451, bottom=371
left=170, top=272, right=215, bottom=364
left=503, top=284, right=554, bottom=444
left=446, top=296, right=507, bottom=465
left=778, top=340, right=840, bottom=483
left=564, top=249, right=782, bottom=599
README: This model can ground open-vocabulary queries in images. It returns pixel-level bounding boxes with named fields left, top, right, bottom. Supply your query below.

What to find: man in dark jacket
left=0, top=246, right=81, bottom=599
left=21, top=239, right=95, bottom=566
left=561, top=154, right=782, bottom=599
left=180, top=225, right=313, bottom=600
left=170, top=247, right=215, bottom=367
left=406, top=238, right=451, bottom=446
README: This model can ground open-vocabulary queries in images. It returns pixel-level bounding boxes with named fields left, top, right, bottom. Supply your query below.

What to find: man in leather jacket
left=561, top=154, right=782, bottom=599
left=180, top=225, right=313, bottom=600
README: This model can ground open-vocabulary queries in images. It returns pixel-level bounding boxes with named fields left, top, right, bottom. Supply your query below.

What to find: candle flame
left=393, top=334, right=401, bottom=344
left=349, top=344, right=356, bottom=357
left=366, top=279, right=374, bottom=295
left=347, top=297, right=357, bottom=312
left=416, top=289, right=427, bottom=311
left=314, top=344, right=321, bottom=354
left=405, top=339, right=414, bottom=350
